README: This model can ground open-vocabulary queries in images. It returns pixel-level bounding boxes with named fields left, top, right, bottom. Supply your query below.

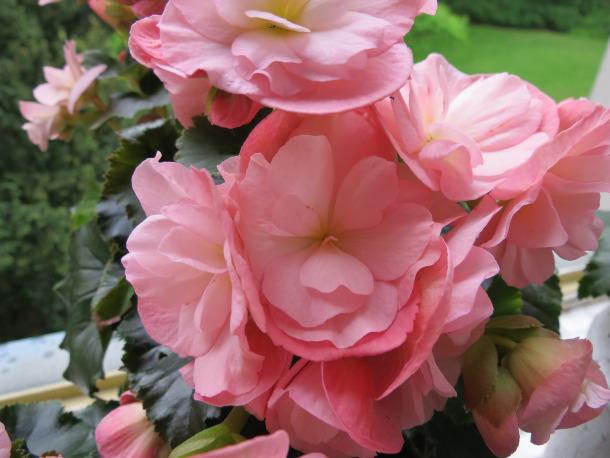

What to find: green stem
left=223, top=407, right=249, bottom=434
left=490, top=334, right=518, bottom=351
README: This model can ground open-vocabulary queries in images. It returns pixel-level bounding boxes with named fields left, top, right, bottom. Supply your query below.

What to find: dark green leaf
left=99, top=119, right=179, bottom=244
left=92, top=89, right=170, bottom=129
left=0, top=401, right=113, bottom=458
left=579, top=211, right=610, bottom=299
left=402, top=413, right=495, bottom=458
left=9, top=440, right=32, bottom=458
left=174, top=117, right=242, bottom=178
left=174, top=112, right=269, bottom=180
left=102, top=119, right=178, bottom=198
left=96, top=196, right=139, bottom=243
left=93, top=277, right=133, bottom=323
left=117, top=311, right=222, bottom=447
left=520, top=275, right=562, bottom=333
left=56, top=222, right=126, bottom=394
left=70, top=181, right=102, bottom=230
left=486, top=276, right=522, bottom=316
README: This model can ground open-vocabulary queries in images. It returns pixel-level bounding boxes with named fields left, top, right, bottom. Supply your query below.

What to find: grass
left=408, top=25, right=607, bottom=101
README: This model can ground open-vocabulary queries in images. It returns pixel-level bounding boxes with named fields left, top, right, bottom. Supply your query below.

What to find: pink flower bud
left=208, top=90, right=262, bottom=130
left=507, top=337, right=610, bottom=444
left=95, top=392, right=169, bottom=458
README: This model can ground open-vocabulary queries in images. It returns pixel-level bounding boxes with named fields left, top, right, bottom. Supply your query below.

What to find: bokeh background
left=1, top=0, right=609, bottom=342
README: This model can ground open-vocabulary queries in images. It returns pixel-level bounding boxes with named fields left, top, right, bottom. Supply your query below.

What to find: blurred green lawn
left=409, top=25, right=607, bottom=101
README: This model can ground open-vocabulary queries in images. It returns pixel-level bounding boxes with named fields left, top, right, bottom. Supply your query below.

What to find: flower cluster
left=18, top=41, right=106, bottom=151
left=120, top=53, right=610, bottom=458
left=24, top=1, right=610, bottom=457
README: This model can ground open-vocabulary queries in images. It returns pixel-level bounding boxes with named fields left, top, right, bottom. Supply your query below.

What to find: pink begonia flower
left=508, top=337, right=610, bottom=446
left=479, top=99, right=610, bottom=287
left=318, top=202, right=498, bottom=453
left=228, top=109, right=444, bottom=362
left=0, top=422, right=10, bottom=458
left=19, top=41, right=106, bottom=151
left=266, top=361, right=376, bottom=458
left=122, top=155, right=291, bottom=408
left=39, top=0, right=61, bottom=5
left=376, top=54, right=559, bottom=201
left=129, top=15, right=262, bottom=128
left=95, top=391, right=170, bottom=458
left=128, top=0, right=437, bottom=114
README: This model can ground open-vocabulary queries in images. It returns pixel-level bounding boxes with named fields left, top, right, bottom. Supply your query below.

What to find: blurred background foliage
left=0, top=0, right=115, bottom=341
left=409, top=3, right=609, bottom=100
left=444, top=0, right=610, bottom=37
left=0, top=1, right=608, bottom=342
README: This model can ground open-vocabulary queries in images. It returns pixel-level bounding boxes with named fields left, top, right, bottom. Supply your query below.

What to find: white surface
left=0, top=332, right=123, bottom=394
left=591, top=37, right=610, bottom=107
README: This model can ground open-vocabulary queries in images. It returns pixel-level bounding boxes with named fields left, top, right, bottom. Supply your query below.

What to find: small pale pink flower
left=95, top=391, right=169, bottom=458
left=508, top=337, right=610, bottom=445
left=35, top=41, right=106, bottom=114
left=18, top=101, right=63, bottom=152
left=376, top=54, right=559, bottom=201
left=122, top=155, right=290, bottom=408
left=479, top=99, right=610, bottom=287
left=128, top=0, right=436, bottom=114
left=266, top=361, right=376, bottom=458
left=19, top=40, right=106, bottom=151
left=0, top=422, right=10, bottom=458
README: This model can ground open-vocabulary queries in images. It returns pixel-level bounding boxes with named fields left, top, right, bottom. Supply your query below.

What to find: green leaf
left=486, top=276, right=522, bottom=316
left=92, top=89, right=170, bottom=129
left=405, top=413, right=496, bottom=458
left=99, top=119, right=179, bottom=243
left=117, top=310, right=223, bottom=447
left=169, top=424, right=238, bottom=458
left=0, top=400, right=115, bottom=458
left=579, top=211, right=610, bottom=299
left=174, top=117, right=242, bottom=179
left=93, top=277, right=133, bottom=323
left=71, top=181, right=102, bottom=230
left=55, top=222, right=127, bottom=394
left=9, top=440, right=32, bottom=458
left=174, top=112, right=269, bottom=180
left=102, top=119, right=178, bottom=198
left=521, top=275, right=563, bottom=333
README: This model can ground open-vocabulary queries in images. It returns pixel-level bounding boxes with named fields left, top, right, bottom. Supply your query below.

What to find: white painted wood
left=543, top=305, right=610, bottom=458
left=591, top=36, right=610, bottom=108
